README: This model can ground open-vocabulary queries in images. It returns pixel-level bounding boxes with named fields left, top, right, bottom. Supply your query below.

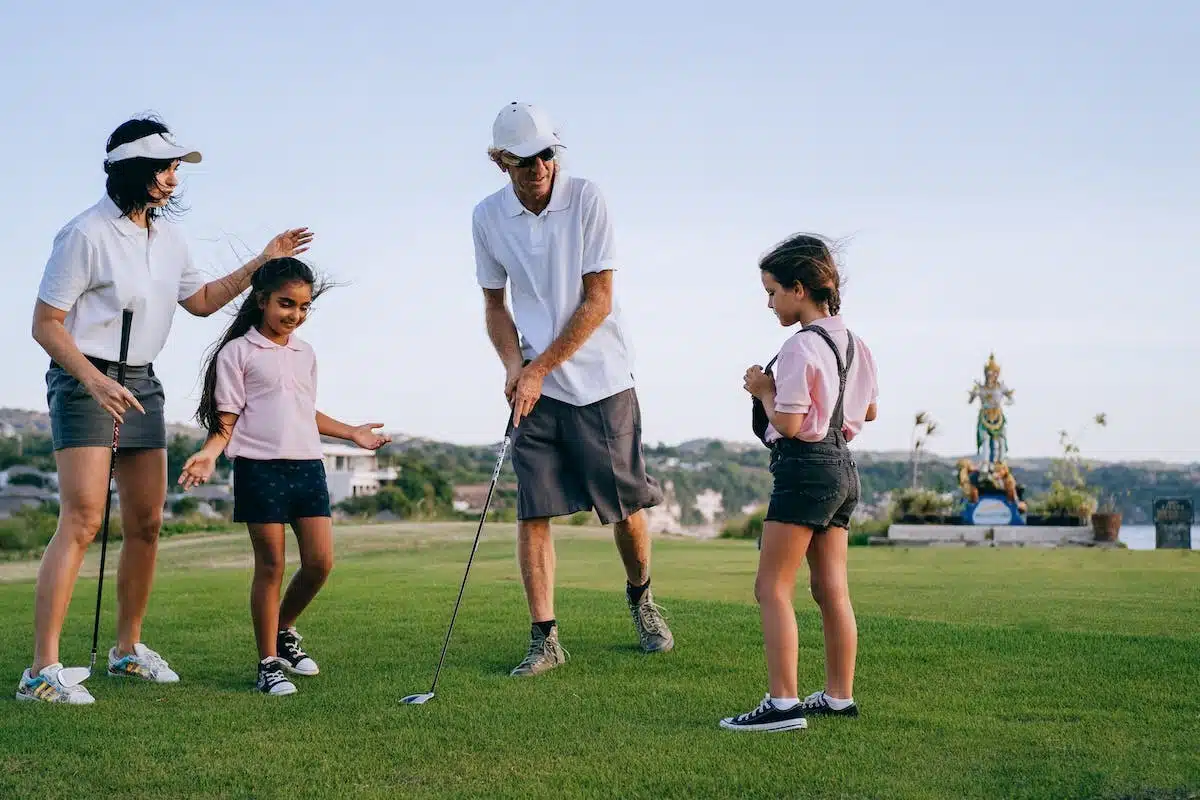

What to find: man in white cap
left=18, top=115, right=312, bottom=704
left=473, top=101, right=674, bottom=677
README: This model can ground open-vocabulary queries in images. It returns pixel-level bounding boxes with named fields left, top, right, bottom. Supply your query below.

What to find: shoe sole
left=15, top=691, right=95, bottom=705
left=509, top=661, right=566, bottom=677
left=106, top=669, right=180, bottom=684
left=719, top=718, right=808, bottom=732
left=283, top=664, right=319, bottom=677
left=641, top=639, right=674, bottom=653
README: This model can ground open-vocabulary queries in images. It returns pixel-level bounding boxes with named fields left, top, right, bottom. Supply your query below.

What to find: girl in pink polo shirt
left=178, top=257, right=390, bottom=696
left=720, top=233, right=879, bottom=733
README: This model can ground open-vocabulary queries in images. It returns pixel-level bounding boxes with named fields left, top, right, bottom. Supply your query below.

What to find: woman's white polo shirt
left=37, top=195, right=207, bottom=366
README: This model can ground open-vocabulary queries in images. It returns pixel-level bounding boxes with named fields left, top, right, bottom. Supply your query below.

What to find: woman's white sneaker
left=15, top=663, right=96, bottom=705
left=107, top=643, right=180, bottom=683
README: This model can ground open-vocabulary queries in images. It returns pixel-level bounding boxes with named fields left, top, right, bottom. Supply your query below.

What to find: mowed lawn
left=1, top=523, right=1197, bottom=800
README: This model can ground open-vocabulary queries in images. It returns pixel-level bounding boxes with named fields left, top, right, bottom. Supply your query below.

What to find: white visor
left=105, top=132, right=202, bottom=165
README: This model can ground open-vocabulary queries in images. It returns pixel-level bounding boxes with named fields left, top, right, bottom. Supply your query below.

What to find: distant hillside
left=3, top=408, right=1196, bottom=525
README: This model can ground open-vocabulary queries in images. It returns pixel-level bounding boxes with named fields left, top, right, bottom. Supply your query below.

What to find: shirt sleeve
left=177, top=242, right=207, bottom=302
left=580, top=183, right=616, bottom=275
left=473, top=208, right=508, bottom=290
left=773, top=341, right=818, bottom=415
left=37, top=226, right=95, bottom=312
left=214, top=342, right=247, bottom=414
left=856, top=335, right=880, bottom=403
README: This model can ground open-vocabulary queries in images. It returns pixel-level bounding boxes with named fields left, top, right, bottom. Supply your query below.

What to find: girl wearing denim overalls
left=720, top=234, right=879, bottom=733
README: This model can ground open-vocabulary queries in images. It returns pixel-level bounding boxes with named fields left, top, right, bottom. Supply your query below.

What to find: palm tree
left=910, top=412, right=939, bottom=488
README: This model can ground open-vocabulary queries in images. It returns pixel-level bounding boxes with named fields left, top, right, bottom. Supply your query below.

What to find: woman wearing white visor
left=17, top=116, right=313, bottom=704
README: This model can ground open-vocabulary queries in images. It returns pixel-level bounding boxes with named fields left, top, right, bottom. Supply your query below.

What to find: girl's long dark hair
left=195, top=257, right=332, bottom=436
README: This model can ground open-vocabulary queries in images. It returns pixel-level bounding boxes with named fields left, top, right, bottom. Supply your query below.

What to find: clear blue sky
left=2, top=2, right=1197, bottom=462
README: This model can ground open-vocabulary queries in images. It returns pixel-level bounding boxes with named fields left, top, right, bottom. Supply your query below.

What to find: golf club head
left=400, top=692, right=435, bottom=705
left=58, top=667, right=91, bottom=687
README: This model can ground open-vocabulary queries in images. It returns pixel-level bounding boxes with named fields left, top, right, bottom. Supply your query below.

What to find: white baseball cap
left=105, top=131, right=202, bottom=165
left=491, top=102, right=562, bottom=158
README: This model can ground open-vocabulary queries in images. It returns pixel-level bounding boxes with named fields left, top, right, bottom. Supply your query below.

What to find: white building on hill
left=321, top=443, right=398, bottom=505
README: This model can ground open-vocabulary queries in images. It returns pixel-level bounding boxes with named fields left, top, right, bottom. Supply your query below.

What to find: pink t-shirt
left=215, top=327, right=322, bottom=460
left=765, top=315, right=878, bottom=444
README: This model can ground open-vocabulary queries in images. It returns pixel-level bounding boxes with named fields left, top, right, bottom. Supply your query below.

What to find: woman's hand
left=83, top=372, right=145, bottom=424
left=260, top=228, right=314, bottom=261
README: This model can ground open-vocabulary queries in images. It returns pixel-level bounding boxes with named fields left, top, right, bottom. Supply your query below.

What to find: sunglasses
left=499, top=148, right=556, bottom=169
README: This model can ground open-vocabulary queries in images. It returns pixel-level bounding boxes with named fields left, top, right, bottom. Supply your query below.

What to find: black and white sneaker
left=277, top=627, right=319, bottom=676
left=256, top=658, right=297, bottom=696
left=719, top=694, right=808, bottom=732
left=798, top=690, right=859, bottom=717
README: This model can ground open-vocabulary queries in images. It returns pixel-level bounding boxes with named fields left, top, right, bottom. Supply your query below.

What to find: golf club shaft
left=90, top=309, right=133, bottom=670
left=426, top=407, right=516, bottom=694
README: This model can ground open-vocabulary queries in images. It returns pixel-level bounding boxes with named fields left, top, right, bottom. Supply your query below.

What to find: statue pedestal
left=963, top=496, right=1024, bottom=526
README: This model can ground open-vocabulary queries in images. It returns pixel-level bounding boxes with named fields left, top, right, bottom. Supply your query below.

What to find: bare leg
left=517, top=518, right=555, bottom=622
left=807, top=527, right=857, bottom=699
left=247, top=524, right=286, bottom=660
left=113, top=448, right=166, bottom=655
left=278, top=517, right=334, bottom=630
left=613, top=509, right=651, bottom=586
left=755, top=520, right=813, bottom=699
left=31, top=447, right=111, bottom=673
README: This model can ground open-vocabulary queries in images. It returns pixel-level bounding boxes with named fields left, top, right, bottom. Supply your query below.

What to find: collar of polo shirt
left=246, top=326, right=303, bottom=351
left=99, top=195, right=150, bottom=238
left=500, top=170, right=573, bottom=218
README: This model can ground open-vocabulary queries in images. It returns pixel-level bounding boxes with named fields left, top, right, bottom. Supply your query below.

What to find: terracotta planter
left=1091, top=511, right=1122, bottom=542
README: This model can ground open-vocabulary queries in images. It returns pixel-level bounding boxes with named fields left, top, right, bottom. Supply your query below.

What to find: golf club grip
left=116, top=309, right=133, bottom=384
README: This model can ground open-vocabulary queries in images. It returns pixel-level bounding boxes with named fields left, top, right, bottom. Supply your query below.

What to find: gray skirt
left=46, top=358, right=167, bottom=451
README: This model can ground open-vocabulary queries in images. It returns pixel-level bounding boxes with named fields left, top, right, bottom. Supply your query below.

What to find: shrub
left=888, top=488, right=955, bottom=520
left=720, top=509, right=765, bottom=540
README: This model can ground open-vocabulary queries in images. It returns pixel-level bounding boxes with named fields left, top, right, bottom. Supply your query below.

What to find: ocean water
left=1117, top=525, right=1199, bottom=551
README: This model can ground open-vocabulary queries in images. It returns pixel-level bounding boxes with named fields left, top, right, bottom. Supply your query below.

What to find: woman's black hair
left=104, top=115, right=188, bottom=222
left=195, top=257, right=332, bottom=436
left=759, top=233, right=845, bottom=315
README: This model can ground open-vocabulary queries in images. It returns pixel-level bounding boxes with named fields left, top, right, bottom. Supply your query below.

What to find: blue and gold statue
left=961, top=353, right=1025, bottom=525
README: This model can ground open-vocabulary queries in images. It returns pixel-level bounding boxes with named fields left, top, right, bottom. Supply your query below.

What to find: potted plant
left=1091, top=494, right=1122, bottom=542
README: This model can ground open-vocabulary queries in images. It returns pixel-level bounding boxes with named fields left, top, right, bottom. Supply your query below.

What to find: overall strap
left=802, top=324, right=856, bottom=432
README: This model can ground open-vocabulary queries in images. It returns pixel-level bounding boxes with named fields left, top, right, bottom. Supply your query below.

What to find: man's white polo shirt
left=472, top=173, right=636, bottom=407
left=37, top=196, right=207, bottom=366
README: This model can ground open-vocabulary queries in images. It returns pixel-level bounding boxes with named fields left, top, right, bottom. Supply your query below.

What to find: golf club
left=401, top=407, right=516, bottom=705
left=82, top=307, right=134, bottom=679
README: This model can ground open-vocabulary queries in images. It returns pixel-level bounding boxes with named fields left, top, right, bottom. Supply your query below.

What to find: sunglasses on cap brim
left=499, top=148, right=556, bottom=168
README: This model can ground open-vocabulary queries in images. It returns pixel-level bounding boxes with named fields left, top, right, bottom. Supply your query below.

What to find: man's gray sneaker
left=629, top=587, right=674, bottom=653
left=509, top=624, right=568, bottom=677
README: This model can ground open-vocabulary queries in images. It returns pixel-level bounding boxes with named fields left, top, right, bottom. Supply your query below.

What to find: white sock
left=771, top=696, right=800, bottom=710
left=823, top=691, right=854, bottom=710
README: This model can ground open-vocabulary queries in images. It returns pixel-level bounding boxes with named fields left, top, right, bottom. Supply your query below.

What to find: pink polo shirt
left=214, top=327, right=323, bottom=460
left=765, top=315, right=878, bottom=444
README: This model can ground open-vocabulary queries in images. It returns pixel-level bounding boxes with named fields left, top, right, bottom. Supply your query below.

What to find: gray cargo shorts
left=45, top=358, right=167, bottom=451
left=511, top=388, right=663, bottom=525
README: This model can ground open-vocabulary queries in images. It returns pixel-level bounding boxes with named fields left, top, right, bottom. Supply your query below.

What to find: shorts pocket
left=770, top=458, right=842, bottom=505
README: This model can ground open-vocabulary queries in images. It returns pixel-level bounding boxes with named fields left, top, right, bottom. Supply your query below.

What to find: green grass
left=1, top=524, right=1198, bottom=799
